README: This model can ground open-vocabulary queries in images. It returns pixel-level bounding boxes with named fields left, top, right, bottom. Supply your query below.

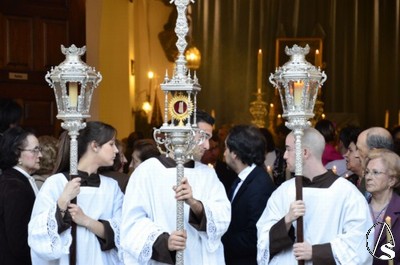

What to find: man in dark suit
left=221, top=125, right=276, bottom=265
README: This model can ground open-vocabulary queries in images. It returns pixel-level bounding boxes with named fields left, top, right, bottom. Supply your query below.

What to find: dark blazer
left=0, top=168, right=35, bottom=265
left=222, top=165, right=276, bottom=265
left=372, top=192, right=400, bottom=265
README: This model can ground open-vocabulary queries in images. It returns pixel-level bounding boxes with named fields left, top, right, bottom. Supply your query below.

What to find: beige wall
left=85, top=0, right=172, bottom=140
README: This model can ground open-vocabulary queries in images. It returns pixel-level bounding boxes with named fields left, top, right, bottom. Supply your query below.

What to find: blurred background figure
left=315, top=119, right=343, bottom=166
left=201, top=133, right=237, bottom=195
left=0, top=127, right=42, bottom=264
left=391, top=125, right=400, bottom=156
left=325, top=125, right=361, bottom=177
left=341, top=126, right=363, bottom=186
left=99, top=139, right=129, bottom=193
left=259, top=128, right=287, bottom=187
left=122, top=131, right=144, bottom=173
left=32, top=135, right=59, bottom=189
left=364, top=149, right=400, bottom=265
left=274, top=123, right=291, bottom=152
left=0, top=98, right=22, bottom=135
left=128, top=138, right=160, bottom=173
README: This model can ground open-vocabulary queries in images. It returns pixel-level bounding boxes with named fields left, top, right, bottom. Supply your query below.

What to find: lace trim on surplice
left=138, top=230, right=160, bottom=263
left=48, top=204, right=71, bottom=255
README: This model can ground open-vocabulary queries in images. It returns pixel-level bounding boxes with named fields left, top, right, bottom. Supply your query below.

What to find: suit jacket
left=222, top=166, right=276, bottom=265
left=373, top=192, right=400, bottom=265
left=0, top=168, right=35, bottom=265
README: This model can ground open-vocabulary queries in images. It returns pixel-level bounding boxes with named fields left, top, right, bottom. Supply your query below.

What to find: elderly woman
left=0, top=127, right=42, bottom=264
left=365, top=148, right=400, bottom=265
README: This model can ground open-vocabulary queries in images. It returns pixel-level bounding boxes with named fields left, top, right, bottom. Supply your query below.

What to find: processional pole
left=269, top=44, right=327, bottom=265
left=153, top=1, right=206, bottom=265
left=45, top=45, right=102, bottom=265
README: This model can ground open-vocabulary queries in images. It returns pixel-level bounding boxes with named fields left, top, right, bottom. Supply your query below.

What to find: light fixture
left=141, top=70, right=154, bottom=114
left=185, top=46, right=201, bottom=70
left=269, top=44, right=327, bottom=265
left=45, top=44, right=102, bottom=265
left=45, top=44, right=102, bottom=176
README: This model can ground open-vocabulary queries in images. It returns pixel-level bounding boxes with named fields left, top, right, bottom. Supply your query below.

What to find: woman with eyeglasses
left=28, top=121, right=124, bottom=265
left=365, top=148, right=400, bottom=265
left=0, top=126, right=42, bottom=265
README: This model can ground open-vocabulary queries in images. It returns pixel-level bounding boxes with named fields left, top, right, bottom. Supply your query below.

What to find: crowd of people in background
left=0, top=97, right=400, bottom=264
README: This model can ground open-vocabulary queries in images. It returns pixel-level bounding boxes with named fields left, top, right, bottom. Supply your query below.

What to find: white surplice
left=28, top=173, right=124, bottom=265
left=257, top=176, right=374, bottom=265
left=121, top=158, right=231, bottom=265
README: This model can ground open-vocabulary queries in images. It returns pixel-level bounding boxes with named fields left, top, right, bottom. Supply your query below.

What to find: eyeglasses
left=365, top=169, right=387, bottom=177
left=19, top=146, right=42, bottom=155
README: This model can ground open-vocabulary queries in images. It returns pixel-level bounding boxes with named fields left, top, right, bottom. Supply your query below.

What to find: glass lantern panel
left=306, top=81, right=319, bottom=111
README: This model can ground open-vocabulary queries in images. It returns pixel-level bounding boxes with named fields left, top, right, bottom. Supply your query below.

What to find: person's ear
left=90, top=141, right=99, bottom=152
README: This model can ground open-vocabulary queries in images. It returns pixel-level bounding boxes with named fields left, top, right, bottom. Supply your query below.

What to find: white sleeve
left=120, top=166, right=164, bottom=264
left=28, top=174, right=71, bottom=261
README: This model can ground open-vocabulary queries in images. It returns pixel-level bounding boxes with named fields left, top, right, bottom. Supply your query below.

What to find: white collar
left=237, top=163, right=256, bottom=182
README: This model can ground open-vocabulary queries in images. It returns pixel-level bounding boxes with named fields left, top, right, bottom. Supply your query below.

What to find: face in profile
left=283, top=134, right=296, bottom=173
left=97, top=139, right=119, bottom=167
left=192, top=121, right=213, bottom=161
left=19, top=135, right=42, bottom=174
left=344, top=142, right=362, bottom=174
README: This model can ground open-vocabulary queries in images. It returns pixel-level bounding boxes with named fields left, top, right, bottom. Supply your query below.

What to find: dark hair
left=259, top=127, right=276, bottom=152
left=195, top=109, right=215, bottom=126
left=339, top=125, right=362, bottom=148
left=315, top=119, right=336, bottom=143
left=226, top=125, right=266, bottom=166
left=0, top=127, right=34, bottom=170
left=0, top=99, right=23, bottom=133
left=53, top=121, right=117, bottom=173
left=133, top=139, right=160, bottom=162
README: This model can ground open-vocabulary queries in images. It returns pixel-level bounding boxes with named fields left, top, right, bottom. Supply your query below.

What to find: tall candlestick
left=385, top=216, right=394, bottom=265
left=69, top=82, right=78, bottom=107
left=398, top=110, right=400, bottom=125
left=293, top=81, right=303, bottom=106
left=385, top=110, right=389, bottom=128
left=315, top=49, right=320, bottom=67
left=257, top=49, right=262, bottom=90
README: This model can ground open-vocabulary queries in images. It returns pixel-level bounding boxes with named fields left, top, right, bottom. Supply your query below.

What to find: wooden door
left=0, top=0, right=85, bottom=136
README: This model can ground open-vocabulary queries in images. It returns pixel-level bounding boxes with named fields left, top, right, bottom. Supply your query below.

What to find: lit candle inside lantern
left=385, top=110, right=389, bottom=128
left=385, top=216, right=394, bottom=265
left=69, top=82, right=78, bottom=107
left=321, top=113, right=326, bottom=119
left=257, top=49, right=262, bottom=91
left=332, top=165, right=337, bottom=174
left=293, top=81, right=303, bottom=106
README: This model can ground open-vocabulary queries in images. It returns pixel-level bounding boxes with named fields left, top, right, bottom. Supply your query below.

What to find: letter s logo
left=379, top=242, right=395, bottom=260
